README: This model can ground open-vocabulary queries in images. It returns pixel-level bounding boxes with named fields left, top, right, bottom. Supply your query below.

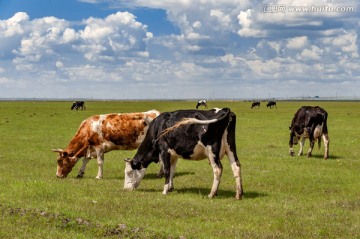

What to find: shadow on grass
left=307, top=154, right=341, bottom=160
left=176, top=188, right=267, bottom=199
left=139, top=186, right=267, bottom=200
left=144, top=171, right=195, bottom=180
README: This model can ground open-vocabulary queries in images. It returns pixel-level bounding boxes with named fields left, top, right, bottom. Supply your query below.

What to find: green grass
left=0, top=100, right=359, bottom=238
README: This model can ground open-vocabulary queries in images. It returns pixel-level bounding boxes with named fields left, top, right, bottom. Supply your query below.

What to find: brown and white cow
left=52, top=109, right=160, bottom=179
left=289, top=106, right=329, bottom=159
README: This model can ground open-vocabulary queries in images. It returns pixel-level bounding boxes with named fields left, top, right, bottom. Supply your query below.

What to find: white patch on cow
left=213, top=108, right=222, bottom=113
left=102, top=141, right=119, bottom=152
left=190, top=141, right=207, bottom=160
left=134, top=122, right=149, bottom=146
left=91, top=115, right=106, bottom=138
left=313, top=125, right=323, bottom=139
left=167, top=148, right=181, bottom=159
left=123, top=161, right=146, bottom=190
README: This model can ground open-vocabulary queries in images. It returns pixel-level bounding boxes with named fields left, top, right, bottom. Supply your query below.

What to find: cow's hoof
left=76, top=174, right=84, bottom=178
left=95, top=176, right=102, bottom=180
left=208, top=192, right=217, bottom=198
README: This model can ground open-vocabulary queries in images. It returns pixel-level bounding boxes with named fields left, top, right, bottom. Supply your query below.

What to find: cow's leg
left=207, top=146, right=223, bottom=198
left=226, top=112, right=243, bottom=199
left=168, top=157, right=178, bottom=192
left=226, top=149, right=243, bottom=200
left=157, top=161, right=164, bottom=178
left=323, top=133, right=330, bottom=159
left=160, top=150, right=172, bottom=195
left=95, top=149, right=105, bottom=179
left=307, top=140, right=315, bottom=158
left=298, top=137, right=306, bottom=156
left=289, top=134, right=295, bottom=157
left=77, top=157, right=91, bottom=178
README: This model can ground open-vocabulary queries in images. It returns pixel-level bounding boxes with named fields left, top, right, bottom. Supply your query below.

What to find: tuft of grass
left=0, top=100, right=359, bottom=238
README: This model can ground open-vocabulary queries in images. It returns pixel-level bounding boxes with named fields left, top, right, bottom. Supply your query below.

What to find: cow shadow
left=308, top=154, right=341, bottom=160
left=144, top=171, right=195, bottom=180
left=175, top=188, right=267, bottom=199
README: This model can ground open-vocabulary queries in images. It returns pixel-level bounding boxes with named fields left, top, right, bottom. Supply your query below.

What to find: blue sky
left=0, top=0, right=359, bottom=99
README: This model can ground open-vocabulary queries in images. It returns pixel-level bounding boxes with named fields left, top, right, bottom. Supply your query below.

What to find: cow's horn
left=52, top=148, right=64, bottom=153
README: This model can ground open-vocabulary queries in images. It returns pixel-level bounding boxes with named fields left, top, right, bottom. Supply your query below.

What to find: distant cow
left=52, top=110, right=160, bottom=179
left=196, top=100, right=208, bottom=109
left=251, top=101, right=260, bottom=108
left=289, top=106, right=329, bottom=159
left=124, top=108, right=243, bottom=200
left=71, top=101, right=86, bottom=110
left=266, top=101, right=277, bottom=109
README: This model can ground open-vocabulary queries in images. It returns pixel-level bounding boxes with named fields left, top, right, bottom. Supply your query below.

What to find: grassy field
left=0, top=100, right=359, bottom=238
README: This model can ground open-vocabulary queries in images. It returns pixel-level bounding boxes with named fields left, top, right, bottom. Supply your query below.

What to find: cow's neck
left=65, top=139, right=88, bottom=159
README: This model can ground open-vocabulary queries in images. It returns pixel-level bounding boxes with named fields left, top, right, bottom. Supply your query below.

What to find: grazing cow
left=266, top=101, right=277, bottom=109
left=124, top=108, right=243, bottom=200
left=52, top=109, right=160, bottom=179
left=71, top=101, right=86, bottom=110
left=196, top=100, right=208, bottom=109
left=251, top=101, right=260, bottom=108
left=289, top=106, right=329, bottom=159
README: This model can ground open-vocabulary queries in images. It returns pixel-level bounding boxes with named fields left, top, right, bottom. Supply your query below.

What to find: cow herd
left=251, top=100, right=277, bottom=109
left=53, top=102, right=329, bottom=200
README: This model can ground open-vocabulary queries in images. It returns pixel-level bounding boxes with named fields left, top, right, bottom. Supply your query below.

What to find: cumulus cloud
left=287, top=36, right=308, bottom=49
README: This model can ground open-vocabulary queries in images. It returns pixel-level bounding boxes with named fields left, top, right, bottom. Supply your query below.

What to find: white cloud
left=298, top=45, right=323, bottom=61
left=1, top=12, right=29, bottom=37
left=287, top=36, right=308, bottom=49
left=237, top=9, right=265, bottom=37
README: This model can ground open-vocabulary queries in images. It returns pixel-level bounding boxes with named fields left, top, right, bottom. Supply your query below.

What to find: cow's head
left=123, top=159, right=146, bottom=190
left=52, top=149, right=77, bottom=178
left=289, top=124, right=306, bottom=145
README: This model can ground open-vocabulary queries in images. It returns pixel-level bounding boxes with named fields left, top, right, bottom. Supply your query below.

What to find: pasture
left=0, top=100, right=359, bottom=238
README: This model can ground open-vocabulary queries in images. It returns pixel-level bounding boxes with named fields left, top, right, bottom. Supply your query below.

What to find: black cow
left=71, top=101, right=86, bottom=110
left=266, top=101, right=277, bottom=109
left=196, top=100, right=208, bottom=109
left=124, top=108, right=243, bottom=200
left=289, top=106, right=329, bottom=159
left=251, top=101, right=260, bottom=108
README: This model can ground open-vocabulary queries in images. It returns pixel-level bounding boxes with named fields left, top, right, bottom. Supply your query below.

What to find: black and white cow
left=71, top=101, right=86, bottom=110
left=124, top=108, right=243, bottom=200
left=289, top=106, right=329, bottom=159
left=196, top=100, right=208, bottom=109
left=266, top=101, right=277, bottom=109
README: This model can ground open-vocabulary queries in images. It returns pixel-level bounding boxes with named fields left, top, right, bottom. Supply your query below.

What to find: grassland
left=0, top=100, right=359, bottom=238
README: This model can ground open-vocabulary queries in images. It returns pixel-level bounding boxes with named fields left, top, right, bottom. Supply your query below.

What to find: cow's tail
left=158, top=108, right=230, bottom=139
